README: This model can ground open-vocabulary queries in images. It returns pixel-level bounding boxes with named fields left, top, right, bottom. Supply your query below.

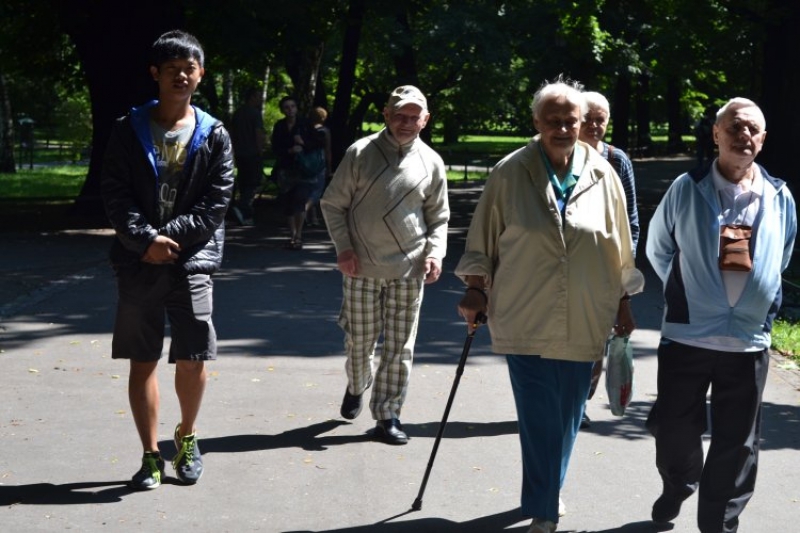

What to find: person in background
left=645, top=97, right=796, bottom=533
left=230, top=87, right=265, bottom=226
left=578, top=90, right=640, bottom=429
left=101, top=30, right=234, bottom=491
left=304, top=106, right=332, bottom=227
left=270, top=95, right=314, bottom=248
left=455, top=76, right=643, bottom=533
left=321, top=85, right=449, bottom=445
left=270, top=95, right=304, bottom=183
left=694, top=106, right=716, bottom=169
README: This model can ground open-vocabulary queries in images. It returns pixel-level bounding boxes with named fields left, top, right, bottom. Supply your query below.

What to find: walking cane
left=411, top=312, right=486, bottom=511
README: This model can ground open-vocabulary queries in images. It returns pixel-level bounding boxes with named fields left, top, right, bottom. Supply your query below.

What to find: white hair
left=531, top=75, right=587, bottom=120
left=583, top=91, right=610, bottom=115
left=716, top=97, right=766, bottom=129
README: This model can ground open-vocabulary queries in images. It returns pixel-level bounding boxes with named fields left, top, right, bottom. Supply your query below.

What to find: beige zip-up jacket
left=455, top=138, right=643, bottom=361
left=321, top=128, right=449, bottom=280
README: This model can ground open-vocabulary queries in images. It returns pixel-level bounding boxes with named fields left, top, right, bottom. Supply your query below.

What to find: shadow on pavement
left=282, top=508, right=674, bottom=532
left=283, top=507, right=527, bottom=533
left=166, top=419, right=521, bottom=456
left=0, top=480, right=131, bottom=506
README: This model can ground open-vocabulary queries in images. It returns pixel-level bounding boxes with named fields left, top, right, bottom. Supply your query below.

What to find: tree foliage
left=0, top=0, right=794, bottom=215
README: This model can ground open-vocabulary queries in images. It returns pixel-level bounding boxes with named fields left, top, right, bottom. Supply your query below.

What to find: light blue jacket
left=646, top=163, right=797, bottom=349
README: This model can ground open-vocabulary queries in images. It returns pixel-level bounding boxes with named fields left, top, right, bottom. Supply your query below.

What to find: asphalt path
left=1, top=156, right=798, bottom=532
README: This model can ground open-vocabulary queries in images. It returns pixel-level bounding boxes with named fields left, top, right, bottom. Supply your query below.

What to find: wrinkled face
left=150, top=58, right=204, bottom=102
left=580, top=105, right=609, bottom=144
left=714, top=105, right=767, bottom=164
left=383, top=104, right=429, bottom=145
left=534, top=96, right=582, bottom=158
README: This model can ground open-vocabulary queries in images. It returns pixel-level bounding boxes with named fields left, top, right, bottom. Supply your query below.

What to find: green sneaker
left=129, top=452, right=165, bottom=490
left=172, top=424, right=204, bottom=484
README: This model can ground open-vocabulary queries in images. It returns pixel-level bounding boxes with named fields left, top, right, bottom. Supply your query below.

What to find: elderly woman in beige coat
left=455, top=78, right=643, bottom=533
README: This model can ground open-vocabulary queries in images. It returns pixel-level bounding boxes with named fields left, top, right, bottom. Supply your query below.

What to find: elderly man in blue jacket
left=645, top=97, right=796, bottom=533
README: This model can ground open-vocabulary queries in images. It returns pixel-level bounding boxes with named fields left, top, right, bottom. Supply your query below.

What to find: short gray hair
left=583, top=91, right=610, bottom=116
left=531, top=75, right=587, bottom=120
left=716, top=97, right=766, bottom=129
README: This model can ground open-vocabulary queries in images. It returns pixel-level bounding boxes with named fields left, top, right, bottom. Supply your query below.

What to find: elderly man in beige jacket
left=321, top=85, right=449, bottom=445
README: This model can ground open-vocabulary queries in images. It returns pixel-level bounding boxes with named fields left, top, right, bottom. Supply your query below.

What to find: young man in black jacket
left=101, top=30, right=234, bottom=491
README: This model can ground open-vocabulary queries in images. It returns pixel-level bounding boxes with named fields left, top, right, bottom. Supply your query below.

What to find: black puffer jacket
left=101, top=102, right=235, bottom=274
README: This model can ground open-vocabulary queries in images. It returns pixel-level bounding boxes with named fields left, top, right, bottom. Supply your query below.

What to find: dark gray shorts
left=111, top=264, right=217, bottom=363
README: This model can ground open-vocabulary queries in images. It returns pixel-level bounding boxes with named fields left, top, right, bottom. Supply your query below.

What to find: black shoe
left=375, top=418, right=408, bottom=445
left=340, top=389, right=364, bottom=420
left=340, top=377, right=372, bottom=420
left=651, top=493, right=683, bottom=523
left=580, top=412, right=591, bottom=429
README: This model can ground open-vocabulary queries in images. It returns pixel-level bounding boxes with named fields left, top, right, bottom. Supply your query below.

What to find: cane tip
left=411, top=499, right=422, bottom=511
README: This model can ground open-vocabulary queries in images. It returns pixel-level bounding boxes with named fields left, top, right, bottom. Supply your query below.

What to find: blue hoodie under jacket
left=101, top=100, right=235, bottom=274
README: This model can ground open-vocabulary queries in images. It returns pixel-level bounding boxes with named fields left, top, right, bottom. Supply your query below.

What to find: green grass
left=0, top=165, right=87, bottom=199
left=436, top=134, right=527, bottom=164
left=771, top=319, right=800, bottom=364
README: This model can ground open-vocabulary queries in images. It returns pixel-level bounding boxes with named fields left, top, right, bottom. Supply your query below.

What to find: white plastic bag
left=604, top=334, right=634, bottom=416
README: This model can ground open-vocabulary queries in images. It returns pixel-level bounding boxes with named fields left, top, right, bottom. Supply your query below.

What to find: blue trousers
left=507, top=355, right=593, bottom=521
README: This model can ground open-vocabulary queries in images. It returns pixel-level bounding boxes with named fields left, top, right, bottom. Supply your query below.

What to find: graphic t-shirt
left=150, top=120, right=194, bottom=225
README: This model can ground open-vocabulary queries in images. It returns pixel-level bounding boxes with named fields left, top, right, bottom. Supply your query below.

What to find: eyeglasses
left=542, top=117, right=581, bottom=130
left=389, top=113, right=423, bottom=124
left=725, top=122, right=763, bottom=136
left=584, top=114, right=608, bottom=126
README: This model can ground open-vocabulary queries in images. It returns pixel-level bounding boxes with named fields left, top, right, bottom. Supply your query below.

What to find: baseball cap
left=387, top=85, right=428, bottom=111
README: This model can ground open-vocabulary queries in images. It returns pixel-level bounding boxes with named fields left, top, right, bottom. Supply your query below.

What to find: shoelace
left=173, top=436, right=195, bottom=468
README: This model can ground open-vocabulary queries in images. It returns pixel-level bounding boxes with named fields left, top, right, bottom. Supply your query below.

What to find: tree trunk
left=287, top=42, right=324, bottom=118
left=666, top=78, right=684, bottom=154
left=0, top=71, right=16, bottom=173
left=262, top=65, right=271, bottom=105
left=222, top=70, right=235, bottom=123
left=331, top=0, right=366, bottom=166
left=392, top=6, right=430, bottom=145
left=610, top=72, right=631, bottom=152
left=59, top=0, right=184, bottom=221
left=197, top=73, right=221, bottom=120
left=347, top=91, right=387, bottom=146
left=758, top=0, right=798, bottom=184
left=442, top=115, right=460, bottom=145
left=635, top=72, right=652, bottom=156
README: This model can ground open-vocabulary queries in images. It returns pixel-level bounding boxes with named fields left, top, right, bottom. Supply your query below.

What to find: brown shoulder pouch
left=719, top=224, right=753, bottom=272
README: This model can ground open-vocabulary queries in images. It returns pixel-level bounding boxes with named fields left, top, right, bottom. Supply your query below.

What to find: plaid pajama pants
left=338, top=276, right=424, bottom=421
